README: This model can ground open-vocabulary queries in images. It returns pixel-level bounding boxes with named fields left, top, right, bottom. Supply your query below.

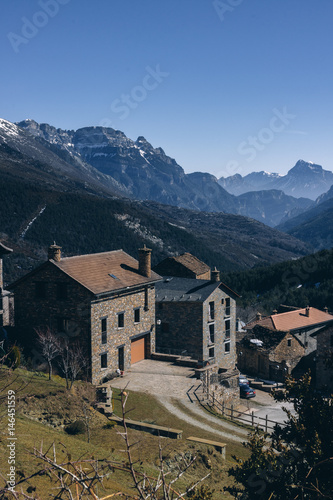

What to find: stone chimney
left=211, top=267, right=220, bottom=282
left=324, top=306, right=329, bottom=314
left=272, top=309, right=278, bottom=315
left=256, top=312, right=262, bottom=322
left=138, top=245, right=152, bottom=278
left=48, top=243, right=62, bottom=262
left=305, top=305, right=310, bottom=317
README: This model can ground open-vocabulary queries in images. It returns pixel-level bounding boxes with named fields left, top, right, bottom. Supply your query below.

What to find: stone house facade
left=237, top=325, right=306, bottom=381
left=155, top=273, right=238, bottom=371
left=9, top=244, right=161, bottom=384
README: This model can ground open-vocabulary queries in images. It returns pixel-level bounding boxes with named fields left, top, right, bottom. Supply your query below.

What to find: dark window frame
left=224, top=340, right=231, bottom=353
left=101, top=317, right=107, bottom=344
left=35, top=282, right=47, bottom=299
left=101, top=352, right=108, bottom=369
left=209, top=301, right=215, bottom=321
left=209, top=323, right=215, bottom=344
left=118, top=312, right=125, bottom=329
left=56, top=282, right=68, bottom=300
left=225, top=297, right=231, bottom=316
left=134, top=308, right=140, bottom=324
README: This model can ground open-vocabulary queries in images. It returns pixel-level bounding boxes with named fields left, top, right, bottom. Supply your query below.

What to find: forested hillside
left=226, top=248, right=333, bottom=314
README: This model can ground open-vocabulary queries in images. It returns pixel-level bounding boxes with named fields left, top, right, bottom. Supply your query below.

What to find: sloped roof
left=156, top=277, right=220, bottom=302
left=247, top=307, right=333, bottom=332
left=10, top=250, right=162, bottom=296
left=239, top=325, right=304, bottom=352
left=172, top=253, right=211, bottom=275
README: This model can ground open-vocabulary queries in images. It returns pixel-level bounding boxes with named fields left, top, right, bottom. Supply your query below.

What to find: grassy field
left=0, top=367, right=249, bottom=498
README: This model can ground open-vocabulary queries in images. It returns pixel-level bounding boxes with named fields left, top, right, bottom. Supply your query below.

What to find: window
left=118, top=312, right=124, bottom=328
left=57, top=283, right=68, bottom=300
left=101, top=353, right=107, bottom=369
left=225, top=319, right=231, bottom=339
left=57, top=317, right=69, bottom=333
left=101, top=318, right=107, bottom=344
left=144, top=286, right=149, bottom=311
left=209, top=347, right=215, bottom=358
left=225, top=298, right=231, bottom=316
left=209, top=301, right=215, bottom=321
left=161, top=322, right=170, bottom=333
left=35, top=282, right=46, bottom=299
left=134, top=308, right=140, bottom=323
left=287, top=338, right=292, bottom=347
left=221, top=298, right=224, bottom=305
left=209, top=324, right=215, bottom=344
left=224, top=341, right=230, bottom=353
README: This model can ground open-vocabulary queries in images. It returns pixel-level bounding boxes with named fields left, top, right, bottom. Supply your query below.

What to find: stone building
left=9, top=244, right=161, bottom=384
left=153, top=253, right=211, bottom=280
left=155, top=271, right=239, bottom=371
left=238, top=306, right=333, bottom=381
left=312, top=323, right=333, bottom=392
left=0, top=241, right=13, bottom=330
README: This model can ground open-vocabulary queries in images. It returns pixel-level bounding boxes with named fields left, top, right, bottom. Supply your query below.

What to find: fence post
left=265, top=414, right=268, bottom=433
left=251, top=411, right=254, bottom=427
left=231, top=404, right=234, bottom=421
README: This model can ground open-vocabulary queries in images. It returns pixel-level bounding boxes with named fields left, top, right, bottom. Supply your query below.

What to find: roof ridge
left=60, top=249, right=124, bottom=260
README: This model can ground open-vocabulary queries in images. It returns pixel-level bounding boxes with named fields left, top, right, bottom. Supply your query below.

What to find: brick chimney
left=48, top=243, right=62, bottom=262
left=138, top=245, right=152, bottom=278
left=211, top=267, right=220, bottom=282
left=305, top=305, right=310, bottom=317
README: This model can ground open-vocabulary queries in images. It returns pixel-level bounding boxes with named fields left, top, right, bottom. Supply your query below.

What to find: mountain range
left=218, top=160, right=333, bottom=200
left=13, top=119, right=325, bottom=227
left=0, top=118, right=312, bottom=283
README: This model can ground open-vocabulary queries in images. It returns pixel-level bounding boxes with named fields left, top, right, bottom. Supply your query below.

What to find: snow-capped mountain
left=219, top=160, right=333, bottom=200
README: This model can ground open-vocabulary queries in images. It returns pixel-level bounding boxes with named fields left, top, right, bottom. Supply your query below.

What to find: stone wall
left=316, top=325, right=333, bottom=392
left=156, top=301, right=203, bottom=359
left=203, top=287, right=236, bottom=370
left=91, top=285, right=155, bottom=384
left=156, top=287, right=236, bottom=370
left=12, top=262, right=92, bottom=349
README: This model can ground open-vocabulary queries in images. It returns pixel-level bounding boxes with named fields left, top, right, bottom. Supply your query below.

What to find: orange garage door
left=131, top=337, right=145, bottom=364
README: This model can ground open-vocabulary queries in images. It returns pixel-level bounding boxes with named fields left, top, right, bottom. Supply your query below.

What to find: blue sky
left=1, top=0, right=333, bottom=177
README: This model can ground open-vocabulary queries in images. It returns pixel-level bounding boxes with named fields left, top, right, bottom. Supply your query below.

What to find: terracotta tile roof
left=246, top=307, right=333, bottom=332
left=173, top=253, right=211, bottom=275
left=52, top=250, right=161, bottom=295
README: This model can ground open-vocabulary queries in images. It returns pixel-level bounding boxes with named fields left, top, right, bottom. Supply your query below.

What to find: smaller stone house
left=9, top=244, right=161, bottom=384
left=237, top=325, right=306, bottom=381
left=155, top=272, right=239, bottom=371
left=238, top=306, right=333, bottom=381
left=153, top=253, right=211, bottom=280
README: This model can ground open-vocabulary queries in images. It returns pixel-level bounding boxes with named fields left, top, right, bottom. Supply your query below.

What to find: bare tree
left=58, top=339, right=87, bottom=389
left=34, top=327, right=61, bottom=380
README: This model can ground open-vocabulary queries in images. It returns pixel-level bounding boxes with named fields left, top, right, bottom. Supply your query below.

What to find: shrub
left=103, top=420, right=117, bottom=429
left=65, top=420, right=85, bottom=435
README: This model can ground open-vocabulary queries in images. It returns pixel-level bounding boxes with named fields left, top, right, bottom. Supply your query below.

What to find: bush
left=65, top=420, right=85, bottom=435
left=6, top=345, right=21, bottom=369
left=103, top=420, right=117, bottom=429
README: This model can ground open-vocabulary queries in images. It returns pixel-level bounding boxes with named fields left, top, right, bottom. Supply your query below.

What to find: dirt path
left=110, top=360, right=250, bottom=442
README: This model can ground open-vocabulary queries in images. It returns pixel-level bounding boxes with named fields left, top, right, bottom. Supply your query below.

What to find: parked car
left=238, top=375, right=249, bottom=386
left=240, top=384, right=256, bottom=399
